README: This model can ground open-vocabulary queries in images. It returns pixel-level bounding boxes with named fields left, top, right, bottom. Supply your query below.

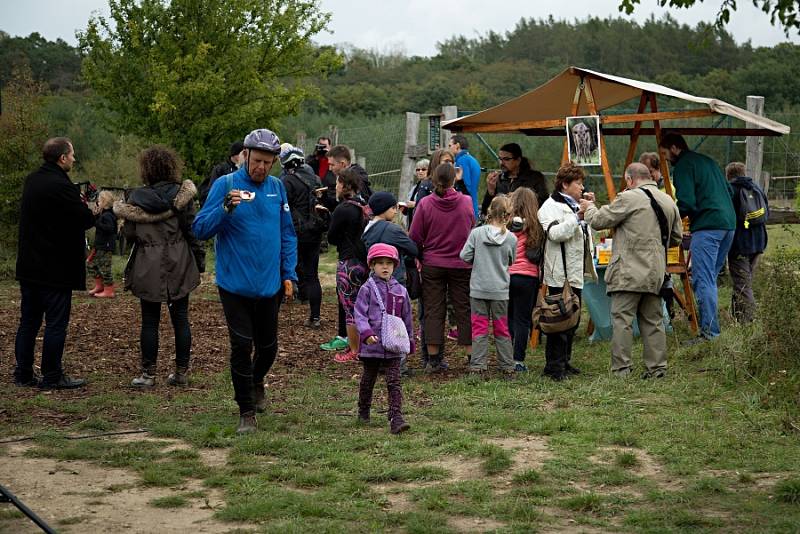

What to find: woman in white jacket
left=537, top=163, right=597, bottom=380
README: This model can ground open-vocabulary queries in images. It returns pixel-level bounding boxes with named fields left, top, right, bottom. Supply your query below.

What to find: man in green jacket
left=659, top=133, right=736, bottom=342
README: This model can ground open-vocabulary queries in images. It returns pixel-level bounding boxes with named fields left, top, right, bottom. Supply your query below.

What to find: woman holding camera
left=537, top=163, right=597, bottom=381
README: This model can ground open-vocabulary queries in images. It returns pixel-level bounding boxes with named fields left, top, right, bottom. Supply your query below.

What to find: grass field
left=0, top=226, right=798, bottom=533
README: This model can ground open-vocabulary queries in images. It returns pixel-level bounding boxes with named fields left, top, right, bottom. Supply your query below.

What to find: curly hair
left=336, top=168, right=361, bottom=198
left=509, top=187, right=544, bottom=250
left=139, top=145, right=182, bottom=185
left=553, top=162, right=585, bottom=193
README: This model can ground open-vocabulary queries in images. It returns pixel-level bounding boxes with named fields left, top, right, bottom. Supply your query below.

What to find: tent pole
left=585, top=78, right=617, bottom=199
left=562, top=80, right=584, bottom=164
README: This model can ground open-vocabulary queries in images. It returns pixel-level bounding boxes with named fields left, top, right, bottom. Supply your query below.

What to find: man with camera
left=306, top=137, right=337, bottom=211
left=582, top=163, right=682, bottom=379
left=193, top=128, right=298, bottom=434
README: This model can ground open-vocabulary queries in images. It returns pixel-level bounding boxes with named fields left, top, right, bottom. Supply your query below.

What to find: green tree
left=0, top=65, right=47, bottom=250
left=77, top=0, right=341, bottom=177
left=619, top=0, right=800, bottom=35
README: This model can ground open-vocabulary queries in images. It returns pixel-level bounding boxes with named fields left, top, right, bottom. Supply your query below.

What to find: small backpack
left=736, top=184, right=767, bottom=229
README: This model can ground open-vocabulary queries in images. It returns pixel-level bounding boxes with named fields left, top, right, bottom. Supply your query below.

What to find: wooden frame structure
left=445, top=66, right=789, bottom=343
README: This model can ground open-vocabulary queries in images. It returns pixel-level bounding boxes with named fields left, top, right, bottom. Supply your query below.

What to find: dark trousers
left=140, top=296, right=191, bottom=374
left=729, top=252, right=761, bottom=323
left=508, top=274, right=540, bottom=362
left=358, top=358, right=403, bottom=421
left=543, top=286, right=582, bottom=378
left=297, top=241, right=322, bottom=320
left=218, top=287, right=282, bottom=415
left=337, top=296, right=347, bottom=338
left=14, top=283, right=72, bottom=384
left=420, top=265, right=472, bottom=347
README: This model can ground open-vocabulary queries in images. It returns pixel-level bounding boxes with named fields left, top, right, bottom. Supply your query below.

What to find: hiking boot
left=304, top=317, right=322, bottom=329
left=390, top=417, right=410, bottom=435
left=565, top=363, right=582, bottom=375
left=40, top=374, right=87, bottom=390
left=514, top=362, right=528, bottom=373
left=320, top=336, right=348, bottom=351
left=254, top=383, right=267, bottom=413
left=167, top=367, right=189, bottom=386
left=236, top=412, right=257, bottom=434
left=357, top=407, right=370, bottom=424
left=542, top=371, right=567, bottom=382
left=131, top=373, right=155, bottom=387
left=642, top=369, right=667, bottom=380
left=424, top=358, right=448, bottom=374
left=88, top=277, right=103, bottom=295
left=93, top=284, right=116, bottom=298
left=333, top=350, right=359, bottom=363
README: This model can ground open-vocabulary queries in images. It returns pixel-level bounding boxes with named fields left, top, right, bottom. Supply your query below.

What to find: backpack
left=736, top=184, right=767, bottom=229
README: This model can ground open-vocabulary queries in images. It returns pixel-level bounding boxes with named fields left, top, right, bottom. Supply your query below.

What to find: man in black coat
left=198, top=140, right=244, bottom=206
left=14, top=137, right=95, bottom=389
left=481, top=142, right=549, bottom=215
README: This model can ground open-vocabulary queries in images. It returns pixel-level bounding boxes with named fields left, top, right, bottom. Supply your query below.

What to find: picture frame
left=566, top=115, right=601, bottom=166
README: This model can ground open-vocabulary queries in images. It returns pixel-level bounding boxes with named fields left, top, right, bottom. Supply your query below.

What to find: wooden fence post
left=441, top=106, right=457, bottom=147
left=399, top=112, right=420, bottom=201
left=745, top=96, right=765, bottom=188
left=296, top=131, right=306, bottom=154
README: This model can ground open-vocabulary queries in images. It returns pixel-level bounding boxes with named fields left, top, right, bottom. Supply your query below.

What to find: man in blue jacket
left=193, top=128, right=298, bottom=434
left=449, top=134, right=481, bottom=218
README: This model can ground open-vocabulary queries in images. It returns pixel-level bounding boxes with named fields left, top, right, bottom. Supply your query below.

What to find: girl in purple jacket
left=354, top=243, right=414, bottom=434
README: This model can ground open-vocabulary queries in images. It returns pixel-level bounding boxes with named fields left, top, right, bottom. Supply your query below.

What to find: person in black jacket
left=328, top=144, right=373, bottom=202
left=14, top=137, right=95, bottom=389
left=725, top=161, right=769, bottom=323
left=328, top=168, right=369, bottom=363
left=482, top=143, right=549, bottom=215
left=87, top=190, right=118, bottom=298
left=280, top=146, right=330, bottom=328
left=198, top=140, right=244, bottom=206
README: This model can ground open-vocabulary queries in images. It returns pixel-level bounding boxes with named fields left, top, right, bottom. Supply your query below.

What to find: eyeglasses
left=416, top=167, right=428, bottom=171
left=498, top=156, right=516, bottom=162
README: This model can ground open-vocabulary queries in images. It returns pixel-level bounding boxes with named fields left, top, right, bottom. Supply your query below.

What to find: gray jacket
left=460, top=225, right=517, bottom=300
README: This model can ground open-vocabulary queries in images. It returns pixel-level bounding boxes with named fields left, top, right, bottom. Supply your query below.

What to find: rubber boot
left=167, top=366, right=189, bottom=386
left=94, top=284, right=115, bottom=298
left=88, top=277, right=104, bottom=295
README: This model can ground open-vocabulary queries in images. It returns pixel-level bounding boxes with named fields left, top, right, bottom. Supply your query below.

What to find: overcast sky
left=0, top=0, right=796, bottom=54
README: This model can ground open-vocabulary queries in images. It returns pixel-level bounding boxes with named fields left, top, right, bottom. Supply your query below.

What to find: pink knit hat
left=367, top=243, right=399, bottom=266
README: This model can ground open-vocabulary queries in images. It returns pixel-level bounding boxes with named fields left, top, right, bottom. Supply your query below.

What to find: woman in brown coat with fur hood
left=114, top=145, right=204, bottom=387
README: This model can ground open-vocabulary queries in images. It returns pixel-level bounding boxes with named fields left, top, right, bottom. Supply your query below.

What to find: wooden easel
left=530, top=75, right=698, bottom=349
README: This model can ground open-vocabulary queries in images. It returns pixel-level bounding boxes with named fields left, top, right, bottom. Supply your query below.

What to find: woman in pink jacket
left=409, top=163, right=475, bottom=372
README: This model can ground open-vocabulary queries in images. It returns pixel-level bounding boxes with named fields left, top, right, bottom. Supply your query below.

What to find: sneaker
left=447, top=328, right=459, bottom=341
left=236, top=412, right=257, bottom=434
left=514, top=362, right=528, bottom=373
left=166, top=368, right=188, bottom=386
left=320, top=336, right=348, bottom=351
left=40, top=374, right=87, bottom=390
left=304, top=317, right=322, bottom=329
left=254, top=383, right=267, bottom=413
left=333, top=350, right=359, bottom=363
left=131, top=374, right=155, bottom=387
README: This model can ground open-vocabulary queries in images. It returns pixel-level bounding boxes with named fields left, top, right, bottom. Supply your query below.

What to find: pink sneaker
left=333, top=350, right=359, bottom=363
left=447, top=328, right=459, bottom=341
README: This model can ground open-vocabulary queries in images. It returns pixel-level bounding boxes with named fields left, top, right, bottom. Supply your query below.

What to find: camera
left=314, top=143, right=328, bottom=155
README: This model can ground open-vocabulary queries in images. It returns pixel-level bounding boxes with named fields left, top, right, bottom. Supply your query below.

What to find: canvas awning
left=444, top=66, right=790, bottom=135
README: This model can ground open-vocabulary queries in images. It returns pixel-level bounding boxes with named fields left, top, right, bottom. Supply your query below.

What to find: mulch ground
left=0, top=281, right=468, bottom=428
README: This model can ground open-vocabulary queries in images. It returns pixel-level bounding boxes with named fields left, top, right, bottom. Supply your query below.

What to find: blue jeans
left=690, top=229, right=734, bottom=338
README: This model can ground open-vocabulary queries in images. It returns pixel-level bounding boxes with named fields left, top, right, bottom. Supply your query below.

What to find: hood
left=363, top=218, right=382, bottom=236
left=480, top=225, right=512, bottom=246
left=428, top=188, right=464, bottom=212
left=114, top=180, right=196, bottom=223
left=730, top=176, right=756, bottom=189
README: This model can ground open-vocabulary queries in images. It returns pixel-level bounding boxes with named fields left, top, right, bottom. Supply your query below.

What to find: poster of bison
left=566, top=115, right=601, bottom=166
